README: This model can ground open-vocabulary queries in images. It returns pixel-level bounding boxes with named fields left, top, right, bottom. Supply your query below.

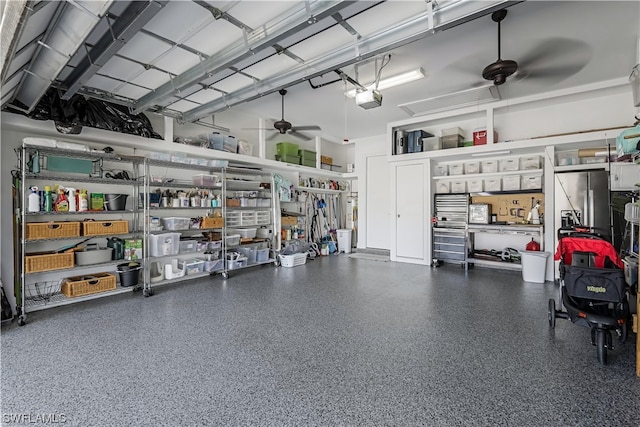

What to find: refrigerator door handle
left=588, top=189, right=595, bottom=227
left=583, top=190, right=589, bottom=226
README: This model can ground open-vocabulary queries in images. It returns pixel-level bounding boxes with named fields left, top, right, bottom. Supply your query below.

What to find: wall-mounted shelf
left=553, top=163, right=609, bottom=173
left=432, top=169, right=543, bottom=181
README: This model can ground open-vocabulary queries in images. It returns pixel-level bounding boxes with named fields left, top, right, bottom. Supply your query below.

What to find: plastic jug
left=526, top=238, right=540, bottom=252
left=106, top=237, right=125, bottom=260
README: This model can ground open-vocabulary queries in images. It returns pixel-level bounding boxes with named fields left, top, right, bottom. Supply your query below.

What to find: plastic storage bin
left=179, top=240, right=198, bottom=254
left=226, top=234, right=241, bottom=247
left=520, top=156, right=541, bottom=170
left=184, top=259, right=205, bottom=275
left=237, top=246, right=257, bottom=264
left=436, top=181, right=450, bottom=194
left=451, top=181, right=466, bottom=193
left=256, top=248, right=270, bottom=262
left=520, top=251, right=549, bottom=283
left=204, top=259, right=224, bottom=272
left=280, top=253, right=307, bottom=267
left=484, top=178, right=501, bottom=192
left=467, top=180, right=483, bottom=193
left=276, top=142, right=299, bottom=156
left=162, top=217, right=190, bottom=231
left=193, top=174, right=218, bottom=186
left=227, top=228, right=257, bottom=239
left=149, top=233, right=181, bottom=257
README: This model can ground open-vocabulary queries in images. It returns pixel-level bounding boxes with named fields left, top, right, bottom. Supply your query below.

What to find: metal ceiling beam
left=182, top=0, right=523, bottom=123
left=1, top=0, right=35, bottom=84
left=61, top=0, right=168, bottom=100
left=132, top=0, right=356, bottom=114
left=13, top=0, right=113, bottom=112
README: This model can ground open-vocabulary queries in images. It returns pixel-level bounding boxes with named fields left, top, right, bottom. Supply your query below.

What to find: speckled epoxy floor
left=1, top=256, right=638, bottom=427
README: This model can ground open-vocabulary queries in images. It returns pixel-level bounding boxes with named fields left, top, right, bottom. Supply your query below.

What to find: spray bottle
left=28, top=186, right=40, bottom=212
left=43, top=186, right=53, bottom=212
left=68, top=188, right=77, bottom=212
left=78, top=189, right=89, bottom=212
left=54, top=187, right=69, bottom=212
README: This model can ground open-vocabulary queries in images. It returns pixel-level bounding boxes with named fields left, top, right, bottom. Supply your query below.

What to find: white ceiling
left=1, top=1, right=639, bottom=144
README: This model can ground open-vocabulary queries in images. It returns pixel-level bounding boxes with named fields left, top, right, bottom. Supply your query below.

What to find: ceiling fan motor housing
left=482, top=59, right=518, bottom=85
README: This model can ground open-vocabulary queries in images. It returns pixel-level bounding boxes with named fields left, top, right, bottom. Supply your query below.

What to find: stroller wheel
left=595, top=329, right=608, bottom=365
left=548, top=299, right=556, bottom=329
left=618, top=322, right=628, bottom=343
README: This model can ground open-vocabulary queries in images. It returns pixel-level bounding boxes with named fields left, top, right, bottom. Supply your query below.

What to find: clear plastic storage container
left=149, top=233, right=181, bottom=257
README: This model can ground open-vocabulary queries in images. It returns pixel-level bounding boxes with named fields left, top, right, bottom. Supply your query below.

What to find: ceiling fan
left=267, top=89, right=321, bottom=141
left=479, top=9, right=590, bottom=87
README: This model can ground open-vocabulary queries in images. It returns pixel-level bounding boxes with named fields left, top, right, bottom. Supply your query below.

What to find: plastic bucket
left=116, top=262, right=141, bottom=287
left=337, top=229, right=352, bottom=254
left=520, top=251, right=549, bottom=283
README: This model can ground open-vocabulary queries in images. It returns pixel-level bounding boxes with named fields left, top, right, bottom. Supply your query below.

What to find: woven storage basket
left=82, top=220, right=129, bottom=236
left=61, top=272, right=117, bottom=297
left=25, top=251, right=74, bottom=273
left=202, top=217, right=224, bottom=229
left=26, top=221, right=81, bottom=240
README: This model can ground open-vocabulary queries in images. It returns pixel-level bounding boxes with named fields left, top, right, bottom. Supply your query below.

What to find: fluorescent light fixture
left=471, top=150, right=511, bottom=157
left=346, top=67, right=425, bottom=98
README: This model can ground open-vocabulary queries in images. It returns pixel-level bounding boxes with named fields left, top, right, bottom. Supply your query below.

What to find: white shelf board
left=296, top=186, right=346, bottom=194
left=432, top=169, right=543, bottom=181
left=553, top=163, right=609, bottom=172
left=468, top=258, right=522, bottom=271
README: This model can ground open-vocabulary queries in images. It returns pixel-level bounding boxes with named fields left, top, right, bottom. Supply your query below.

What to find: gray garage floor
left=1, top=256, right=638, bottom=427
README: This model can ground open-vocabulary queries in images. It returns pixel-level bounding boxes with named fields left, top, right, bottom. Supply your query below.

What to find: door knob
left=397, top=214, right=400, bottom=218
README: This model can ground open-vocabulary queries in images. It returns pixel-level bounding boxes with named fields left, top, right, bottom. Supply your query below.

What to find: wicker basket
left=202, top=217, right=224, bottom=229
left=61, top=272, right=117, bottom=297
left=26, top=221, right=81, bottom=240
left=82, top=220, right=129, bottom=236
left=25, top=251, right=74, bottom=273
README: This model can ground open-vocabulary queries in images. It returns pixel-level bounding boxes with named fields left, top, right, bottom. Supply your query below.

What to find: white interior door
left=396, top=163, right=424, bottom=259
left=366, top=154, right=390, bottom=249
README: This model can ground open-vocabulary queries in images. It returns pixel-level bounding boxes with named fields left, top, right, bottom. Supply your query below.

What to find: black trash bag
left=5, top=87, right=161, bottom=139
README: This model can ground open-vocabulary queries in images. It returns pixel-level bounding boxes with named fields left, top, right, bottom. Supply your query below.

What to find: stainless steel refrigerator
left=554, top=169, right=610, bottom=240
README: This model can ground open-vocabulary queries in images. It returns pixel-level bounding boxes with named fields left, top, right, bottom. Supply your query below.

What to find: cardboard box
left=473, top=128, right=499, bottom=145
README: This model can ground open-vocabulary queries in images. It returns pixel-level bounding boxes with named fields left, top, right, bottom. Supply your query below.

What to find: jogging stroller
left=548, top=227, right=631, bottom=365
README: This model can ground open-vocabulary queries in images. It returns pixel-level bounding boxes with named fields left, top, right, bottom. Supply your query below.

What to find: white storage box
left=484, top=178, right=502, bottom=192
left=256, top=211, right=270, bottom=225
left=520, top=156, right=541, bottom=170
left=228, top=228, right=257, bottom=239
left=149, top=233, right=181, bottom=257
left=464, top=161, right=480, bottom=174
left=256, top=227, right=273, bottom=239
left=451, top=181, right=466, bottom=193
left=256, top=198, right=271, bottom=207
left=436, top=181, right=450, bottom=194
left=162, top=217, right=190, bottom=231
left=521, top=175, right=542, bottom=190
left=502, top=175, right=521, bottom=191
left=499, top=158, right=520, bottom=172
left=481, top=160, right=498, bottom=174
left=179, top=240, right=198, bottom=254
left=280, top=252, right=307, bottom=267
left=193, top=174, right=218, bottom=186
left=434, top=165, right=448, bottom=176
left=241, top=211, right=257, bottom=226
left=448, top=163, right=464, bottom=176
left=467, top=180, right=483, bottom=193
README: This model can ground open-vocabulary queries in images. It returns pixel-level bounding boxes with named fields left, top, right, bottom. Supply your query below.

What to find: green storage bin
left=298, top=149, right=316, bottom=161
left=46, top=156, right=94, bottom=174
left=276, top=142, right=299, bottom=156
left=301, top=158, right=316, bottom=168
left=275, top=154, right=301, bottom=164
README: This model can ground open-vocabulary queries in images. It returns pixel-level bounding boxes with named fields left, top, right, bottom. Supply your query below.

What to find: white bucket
left=337, top=229, right=352, bottom=254
left=520, top=251, right=550, bottom=283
